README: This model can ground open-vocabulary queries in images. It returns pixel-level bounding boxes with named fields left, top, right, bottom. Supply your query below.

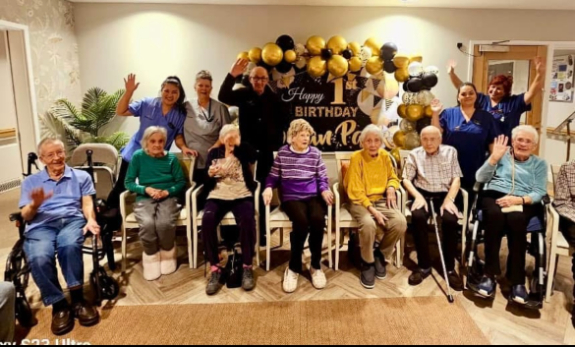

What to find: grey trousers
left=0, top=282, right=15, bottom=342
left=135, top=197, right=181, bottom=255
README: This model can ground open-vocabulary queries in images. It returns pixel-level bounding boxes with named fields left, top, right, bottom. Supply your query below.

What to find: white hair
left=37, top=137, right=65, bottom=156
left=287, top=119, right=315, bottom=145
left=359, top=125, right=385, bottom=147
left=219, top=124, right=240, bottom=141
left=141, top=126, right=167, bottom=154
left=512, top=125, right=539, bottom=145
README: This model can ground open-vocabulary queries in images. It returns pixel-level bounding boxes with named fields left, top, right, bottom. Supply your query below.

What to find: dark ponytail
left=161, top=76, right=187, bottom=114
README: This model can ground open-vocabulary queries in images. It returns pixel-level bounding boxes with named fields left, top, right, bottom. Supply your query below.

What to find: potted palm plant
left=41, top=87, right=130, bottom=153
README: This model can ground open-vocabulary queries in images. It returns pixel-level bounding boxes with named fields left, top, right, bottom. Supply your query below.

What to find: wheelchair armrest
left=473, top=182, right=483, bottom=193
left=541, top=195, right=551, bottom=206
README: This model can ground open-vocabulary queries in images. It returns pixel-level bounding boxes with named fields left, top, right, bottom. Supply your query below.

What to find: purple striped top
left=265, top=145, right=329, bottom=202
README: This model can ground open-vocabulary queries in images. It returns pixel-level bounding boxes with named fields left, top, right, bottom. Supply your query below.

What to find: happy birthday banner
left=235, top=35, right=440, bottom=153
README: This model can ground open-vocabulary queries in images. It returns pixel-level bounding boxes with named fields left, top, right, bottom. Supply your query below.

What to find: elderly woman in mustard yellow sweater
left=344, top=125, right=407, bottom=290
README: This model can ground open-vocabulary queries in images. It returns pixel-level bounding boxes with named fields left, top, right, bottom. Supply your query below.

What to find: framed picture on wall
left=550, top=55, right=575, bottom=103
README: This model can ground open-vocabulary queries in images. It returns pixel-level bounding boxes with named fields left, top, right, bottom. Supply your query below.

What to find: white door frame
left=467, top=40, right=575, bottom=158
left=0, top=20, right=41, bottom=164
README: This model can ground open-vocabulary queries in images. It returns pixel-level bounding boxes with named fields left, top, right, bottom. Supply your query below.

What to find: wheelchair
left=465, top=183, right=549, bottom=310
left=4, top=150, right=120, bottom=328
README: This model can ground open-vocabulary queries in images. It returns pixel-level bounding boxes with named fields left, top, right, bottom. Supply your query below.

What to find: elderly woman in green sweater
left=471, top=125, right=547, bottom=305
left=125, top=126, right=186, bottom=281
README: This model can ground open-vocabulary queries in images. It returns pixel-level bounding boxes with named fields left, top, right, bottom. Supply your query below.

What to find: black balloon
left=402, top=82, right=409, bottom=92
left=276, top=35, right=295, bottom=52
left=416, top=117, right=432, bottom=133
left=380, top=42, right=398, bottom=61
left=276, top=60, right=292, bottom=74
left=258, top=61, right=272, bottom=71
left=321, top=48, right=334, bottom=60
left=422, top=72, right=439, bottom=89
left=384, top=60, right=397, bottom=74
left=235, top=75, right=244, bottom=84
left=342, top=49, right=353, bottom=60
left=407, top=78, right=423, bottom=93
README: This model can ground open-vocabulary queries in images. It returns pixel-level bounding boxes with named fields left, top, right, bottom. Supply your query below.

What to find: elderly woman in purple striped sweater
left=263, top=119, right=334, bottom=294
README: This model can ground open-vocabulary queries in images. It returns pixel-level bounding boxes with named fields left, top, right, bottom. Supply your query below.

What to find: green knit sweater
left=125, top=150, right=186, bottom=201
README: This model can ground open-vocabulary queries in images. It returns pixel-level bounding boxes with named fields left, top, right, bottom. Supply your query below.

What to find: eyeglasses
left=42, top=151, right=66, bottom=161
left=250, top=77, right=269, bottom=83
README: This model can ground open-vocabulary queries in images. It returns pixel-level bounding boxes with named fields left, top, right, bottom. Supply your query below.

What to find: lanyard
left=199, top=100, right=214, bottom=123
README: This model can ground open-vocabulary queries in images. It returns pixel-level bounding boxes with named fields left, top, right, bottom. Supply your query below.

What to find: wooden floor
left=1, top=188, right=574, bottom=345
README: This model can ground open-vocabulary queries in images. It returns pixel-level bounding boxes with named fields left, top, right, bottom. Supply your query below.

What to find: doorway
left=0, top=20, right=40, bottom=193
left=472, top=45, right=547, bottom=153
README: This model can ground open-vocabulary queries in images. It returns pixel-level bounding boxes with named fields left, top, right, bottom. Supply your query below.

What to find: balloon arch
left=235, top=35, right=441, bottom=158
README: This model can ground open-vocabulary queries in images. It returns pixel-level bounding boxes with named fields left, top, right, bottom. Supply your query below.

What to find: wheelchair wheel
left=100, top=273, right=120, bottom=300
left=16, top=296, right=37, bottom=328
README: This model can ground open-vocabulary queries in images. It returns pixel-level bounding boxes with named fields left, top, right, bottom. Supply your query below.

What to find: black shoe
left=447, top=271, right=464, bottom=292
left=572, top=305, right=575, bottom=329
left=206, top=270, right=223, bottom=296
left=51, top=307, right=74, bottom=336
left=374, top=249, right=387, bottom=280
left=73, top=301, right=100, bottom=327
left=242, top=267, right=255, bottom=292
left=360, top=262, right=376, bottom=289
left=408, top=268, right=431, bottom=286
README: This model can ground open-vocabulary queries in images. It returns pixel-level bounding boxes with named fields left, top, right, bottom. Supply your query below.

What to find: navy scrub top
left=477, top=92, right=531, bottom=138
left=440, top=107, right=502, bottom=187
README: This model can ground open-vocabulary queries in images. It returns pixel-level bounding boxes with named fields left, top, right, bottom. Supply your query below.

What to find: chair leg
left=193, top=224, right=199, bottom=269
left=327, top=221, right=333, bottom=269
left=266, top=227, right=272, bottom=272
left=395, top=239, right=401, bottom=269
left=187, top=223, right=193, bottom=269
left=279, top=228, right=284, bottom=248
left=546, top=252, right=558, bottom=303
left=121, top=225, right=127, bottom=273
left=335, top=225, right=340, bottom=271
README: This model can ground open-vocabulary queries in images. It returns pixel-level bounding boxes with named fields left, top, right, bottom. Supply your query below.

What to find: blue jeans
left=24, top=218, right=85, bottom=306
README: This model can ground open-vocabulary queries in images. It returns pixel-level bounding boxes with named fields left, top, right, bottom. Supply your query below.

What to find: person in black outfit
left=218, top=58, right=289, bottom=245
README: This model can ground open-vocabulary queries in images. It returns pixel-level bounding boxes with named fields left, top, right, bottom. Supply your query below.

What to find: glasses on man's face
left=251, top=77, right=269, bottom=83
left=43, top=151, right=66, bottom=161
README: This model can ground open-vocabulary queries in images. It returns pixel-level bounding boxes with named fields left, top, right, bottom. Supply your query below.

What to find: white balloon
left=417, top=90, right=435, bottom=106
left=424, top=65, right=440, bottom=75
left=402, top=92, right=417, bottom=105
left=408, top=62, right=424, bottom=77
left=295, top=43, right=307, bottom=56
left=360, top=47, right=373, bottom=66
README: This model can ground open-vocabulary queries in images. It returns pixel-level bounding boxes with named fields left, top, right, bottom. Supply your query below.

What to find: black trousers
left=411, top=190, right=459, bottom=271
left=559, top=217, right=575, bottom=291
left=482, top=190, right=538, bottom=285
left=282, top=197, right=327, bottom=272
left=106, top=159, right=130, bottom=209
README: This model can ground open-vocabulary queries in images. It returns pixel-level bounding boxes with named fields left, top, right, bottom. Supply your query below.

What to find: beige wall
left=0, top=0, right=82, bottom=116
left=73, top=4, right=575, bottom=141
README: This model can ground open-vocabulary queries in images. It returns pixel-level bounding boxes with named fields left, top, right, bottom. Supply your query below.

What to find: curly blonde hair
left=287, top=119, right=315, bottom=144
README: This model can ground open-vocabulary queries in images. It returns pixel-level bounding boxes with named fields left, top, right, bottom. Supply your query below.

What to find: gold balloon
left=424, top=105, right=434, bottom=117
left=284, top=50, right=297, bottom=63
left=393, top=131, right=407, bottom=148
left=406, top=105, right=424, bottom=122
left=395, top=68, right=410, bottom=83
left=405, top=131, right=421, bottom=150
left=307, top=56, right=327, bottom=78
left=327, top=36, right=348, bottom=55
left=390, top=148, right=402, bottom=165
left=248, top=47, right=262, bottom=64
left=306, top=36, right=326, bottom=56
left=398, top=104, right=407, bottom=118
left=364, top=37, right=382, bottom=57
left=393, top=53, right=410, bottom=68
left=349, top=57, right=362, bottom=72
left=410, top=54, right=423, bottom=64
left=237, top=51, right=249, bottom=60
left=328, top=55, right=349, bottom=78
left=262, top=43, right=283, bottom=67
left=366, top=56, right=384, bottom=75
left=348, top=42, right=362, bottom=57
